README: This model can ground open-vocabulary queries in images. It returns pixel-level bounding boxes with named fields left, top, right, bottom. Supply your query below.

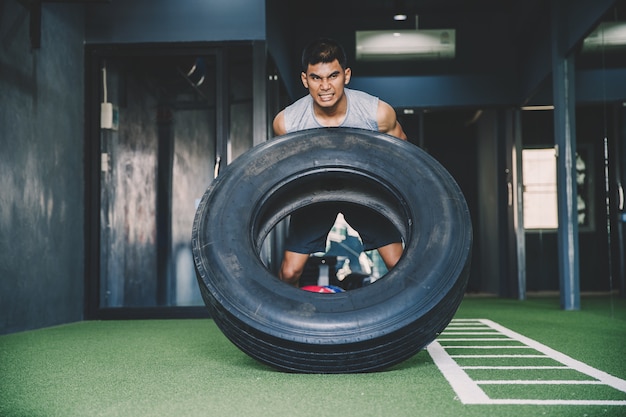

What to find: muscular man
left=273, top=38, right=407, bottom=286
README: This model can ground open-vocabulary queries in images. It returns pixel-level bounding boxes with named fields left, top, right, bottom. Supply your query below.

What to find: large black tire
left=192, top=127, right=472, bottom=373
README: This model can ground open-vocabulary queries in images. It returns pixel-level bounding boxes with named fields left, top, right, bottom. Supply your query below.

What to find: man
left=273, top=37, right=407, bottom=286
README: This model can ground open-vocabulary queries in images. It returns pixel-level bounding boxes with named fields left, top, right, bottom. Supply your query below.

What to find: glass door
left=86, top=44, right=255, bottom=316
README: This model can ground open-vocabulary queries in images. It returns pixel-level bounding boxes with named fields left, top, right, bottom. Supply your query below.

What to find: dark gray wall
left=0, top=0, right=266, bottom=335
left=0, top=1, right=85, bottom=334
left=84, top=0, right=265, bottom=43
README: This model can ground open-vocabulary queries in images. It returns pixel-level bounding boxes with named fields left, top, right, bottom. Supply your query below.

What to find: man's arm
left=376, top=100, right=407, bottom=140
left=272, top=110, right=287, bottom=136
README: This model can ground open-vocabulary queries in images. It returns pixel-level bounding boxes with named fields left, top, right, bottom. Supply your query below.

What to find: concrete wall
left=0, top=1, right=85, bottom=334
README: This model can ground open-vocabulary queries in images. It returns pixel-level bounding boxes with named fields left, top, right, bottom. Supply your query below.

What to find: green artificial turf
left=0, top=295, right=625, bottom=417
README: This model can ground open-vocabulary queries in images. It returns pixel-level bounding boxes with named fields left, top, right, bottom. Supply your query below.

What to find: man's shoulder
left=345, top=88, right=377, bottom=101
left=287, top=94, right=312, bottom=107
left=345, top=88, right=379, bottom=112
left=284, top=94, right=315, bottom=132
left=284, top=94, right=310, bottom=115
left=346, top=88, right=379, bottom=114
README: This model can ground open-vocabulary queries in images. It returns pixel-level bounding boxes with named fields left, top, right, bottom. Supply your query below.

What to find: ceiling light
left=356, top=29, right=456, bottom=61
left=521, top=105, right=555, bottom=111
left=394, top=13, right=408, bottom=21
left=582, top=21, right=626, bottom=52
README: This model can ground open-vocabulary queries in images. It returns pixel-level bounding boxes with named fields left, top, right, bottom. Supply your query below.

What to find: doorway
left=85, top=43, right=255, bottom=317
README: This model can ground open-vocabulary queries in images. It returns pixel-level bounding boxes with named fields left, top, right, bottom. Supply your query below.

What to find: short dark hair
left=301, top=38, right=348, bottom=72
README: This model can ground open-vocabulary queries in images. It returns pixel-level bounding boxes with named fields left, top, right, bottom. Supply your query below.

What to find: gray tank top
left=283, top=88, right=379, bottom=132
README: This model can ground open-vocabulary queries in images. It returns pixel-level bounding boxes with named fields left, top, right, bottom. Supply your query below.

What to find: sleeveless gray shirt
left=283, top=88, right=379, bottom=132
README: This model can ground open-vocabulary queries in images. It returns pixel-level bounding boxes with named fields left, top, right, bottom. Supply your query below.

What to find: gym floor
left=1, top=295, right=625, bottom=417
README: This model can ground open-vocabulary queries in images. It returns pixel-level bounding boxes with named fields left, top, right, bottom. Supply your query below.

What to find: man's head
left=301, top=38, right=348, bottom=72
left=300, top=38, right=351, bottom=110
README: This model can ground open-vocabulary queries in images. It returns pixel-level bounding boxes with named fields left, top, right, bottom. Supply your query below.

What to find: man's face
left=301, top=59, right=351, bottom=109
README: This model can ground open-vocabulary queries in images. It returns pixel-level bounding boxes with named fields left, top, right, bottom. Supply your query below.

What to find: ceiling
left=284, top=0, right=625, bottom=78
left=298, top=0, right=524, bottom=19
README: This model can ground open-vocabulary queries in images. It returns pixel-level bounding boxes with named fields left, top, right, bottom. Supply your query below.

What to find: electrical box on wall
left=100, top=102, right=119, bottom=130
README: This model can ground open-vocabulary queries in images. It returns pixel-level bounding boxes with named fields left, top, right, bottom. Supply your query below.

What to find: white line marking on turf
left=482, top=319, right=626, bottom=394
left=441, top=345, right=533, bottom=349
left=461, top=366, right=569, bottom=370
left=481, top=399, right=626, bottom=405
left=450, top=355, right=547, bottom=358
left=443, top=327, right=492, bottom=330
left=427, top=340, right=491, bottom=404
left=427, top=319, right=626, bottom=406
left=438, top=338, right=516, bottom=342
left=477, top=380, right=605, bottom=385
left=446, top=319, right=480, bottom=321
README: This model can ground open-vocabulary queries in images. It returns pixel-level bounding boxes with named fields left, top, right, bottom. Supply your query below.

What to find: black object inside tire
left=192, top=127, right=472, bottom=373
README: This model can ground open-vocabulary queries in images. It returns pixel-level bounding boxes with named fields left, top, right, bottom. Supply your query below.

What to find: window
left=522, top=148, right=558, bottom=230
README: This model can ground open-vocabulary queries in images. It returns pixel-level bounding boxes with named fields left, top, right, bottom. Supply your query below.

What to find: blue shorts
left=284, top=203, right=402, bottom=254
